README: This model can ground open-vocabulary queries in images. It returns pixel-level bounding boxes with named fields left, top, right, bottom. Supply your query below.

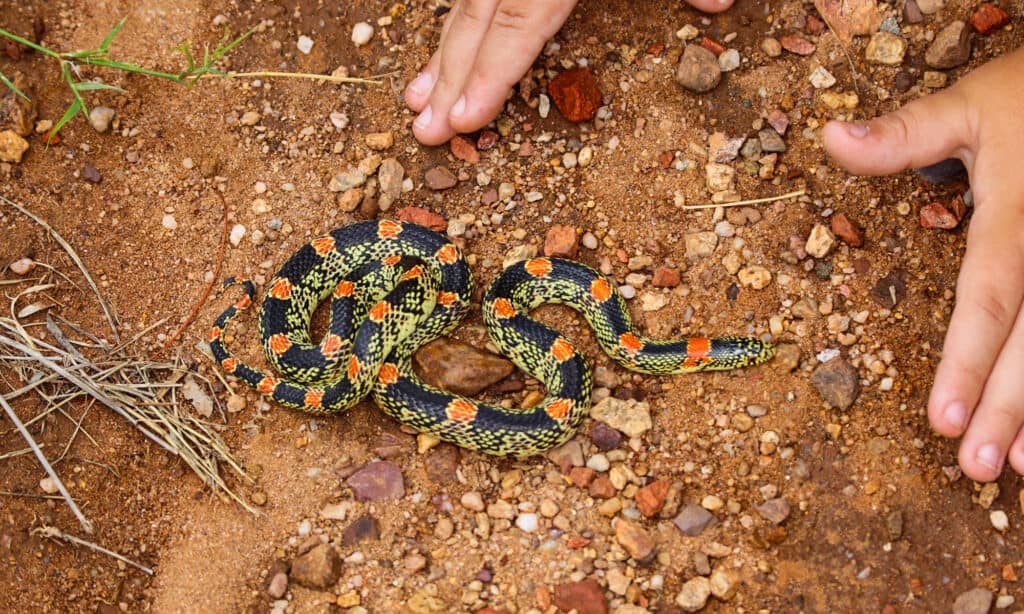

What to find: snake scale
left=209, top=219, right=774, bottom=457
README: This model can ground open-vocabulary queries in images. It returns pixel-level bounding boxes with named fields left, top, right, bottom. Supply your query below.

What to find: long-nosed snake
left=209, top=219, right=774, bottom=457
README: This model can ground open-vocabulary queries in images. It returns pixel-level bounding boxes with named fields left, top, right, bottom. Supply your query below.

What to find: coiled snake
left=209, top=219, right=774, bottom=457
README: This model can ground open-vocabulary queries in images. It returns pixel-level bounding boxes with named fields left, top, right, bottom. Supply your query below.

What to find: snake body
left=209, top=219, right=774, bottom=457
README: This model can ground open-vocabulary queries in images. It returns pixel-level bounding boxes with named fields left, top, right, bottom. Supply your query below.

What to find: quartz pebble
left=351, top=22, right=374, bottom=47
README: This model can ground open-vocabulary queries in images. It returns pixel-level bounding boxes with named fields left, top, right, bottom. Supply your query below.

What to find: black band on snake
left=209, top=219, right=774, bottom=457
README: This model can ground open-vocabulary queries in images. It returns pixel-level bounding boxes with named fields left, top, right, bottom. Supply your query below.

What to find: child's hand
left=823, top=48, right=1024, bottom=482
left=404, top=0, right=734, bottom=145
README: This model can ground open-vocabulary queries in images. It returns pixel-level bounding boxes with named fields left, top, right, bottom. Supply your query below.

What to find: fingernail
left=943, top=401, right=967, bottom=431
left=451, top=95, right=466, bottom=118
left=407, top=72, right=434, bottom=96
left=845, top=122, right=870, bottom=138
left=976, top=443, right=1003, bottom=472
left=414, top=105, right=433, bottom=131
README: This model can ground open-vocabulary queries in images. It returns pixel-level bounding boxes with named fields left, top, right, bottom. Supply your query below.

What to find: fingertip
left=411, top=105, right=457, bottom=146
left=447, top=87, right=508, bottom=134
left=405, top=71, right=436, bottom=111
left=928, top=399, right=968, bottom=437
left=959, top=441, right=1004, bottom=483
left=684, top=0, right=735, bottom=13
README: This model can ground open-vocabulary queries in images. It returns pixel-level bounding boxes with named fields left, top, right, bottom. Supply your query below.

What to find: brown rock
left=548, top=67, right=602, bottom=123
left=290, top=544, right=342, bottom=590
left=342, top=514, right=381, bottom=545
left=450, top=135, right=480, bottom=163
left=477, top=130, right=499, bottom=150
left=0, top=130, right=29, bottom=163
left=810, top=358, right=860, bottom=410
left=424, top=165, right=457, bottom=190
left=81, top=163, right=102, bottom=184
left=395, top=206, right=446, bottom=231
left=698, top=36, right=726, bottom=56
left=589, top=421, right=622, bottom=450
left=779, top=35, right=815, bottom=56
left=830, top=212, right=863, bottom=247
left=970, top=3, right=1010, bottom=34
left=814, top=0, right=881, bottom=41
left=755, top=497, right=792, bottom=524
left=903, top=0, right=924, bottom=23
left=767, top=109, right=789, bottom=135
left=925, top=21, right=972, bottom=69
left=413, top=338, right=515, bottom=396
left=652, top=267, right=681, bottom=288
left=614, top=518, right=656, bottom=561
left=337, top=188, right=363, bottom=212
left=544, top=225, right=578, bottom=258
left=589, top=476, right=616, bottom=499
left=424, top=443, right=461, bottom=483
left=675, top=45, right=721, bottom=93
left=674, top=504, right=718, bottom=536
left=346, top=461, right=405, bottom=501
left=553, top=578, right=607, bottom=614
left=920, top=202, right=960, bottom=229
left=636, top=479, right=671, bottom=517
left=569, top=466, right=596, bottom=487
left=0, top=72, right=37, bottom=136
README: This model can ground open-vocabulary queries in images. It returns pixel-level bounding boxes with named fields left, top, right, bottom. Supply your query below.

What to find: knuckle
left=492, top=3, right=531, bottom=32
left=455, top=0, right=495, bottom=24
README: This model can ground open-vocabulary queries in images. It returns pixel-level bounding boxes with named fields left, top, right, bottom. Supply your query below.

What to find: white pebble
left=581, top=232, right=598, bottom=250
left=578, top=146, right=594, bottom=167
left=618, top=285, right=636, bottom=300
left=229, top=224, right=247, bottom=247
left=89, top=106, right=115, bottom=133
left=9, top=258, right=35, bottom=275
left=586, top=453, right=610, bottom=472
left=254, top=181, right=268, bottom=194
left=991, top=510, right=1009, bottom=532
left=515, top=513, right=538, bottom=533
left=296, top=35, right=314, bottom=54
left=39, top=477, right=58, bottom=494
left=162, top=215, right=178, bottom=230
left=181, top=157, right=194, bottom=170
left=351, top=22, right=374, bottom=47
left=297, top=519, right=312, bottom=536
left=538, top=94, right=551, bottom=119
left=718, top=49, right=741, bottom=72
left=329, top=111, right=350, bottom=130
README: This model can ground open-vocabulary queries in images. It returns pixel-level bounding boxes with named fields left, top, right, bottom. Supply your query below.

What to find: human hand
left=404, top=0, right=735, bottom=145
left=823, top=48, right=1024, bottom=482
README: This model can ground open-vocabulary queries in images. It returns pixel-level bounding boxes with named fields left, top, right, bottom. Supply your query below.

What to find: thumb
left=822, top=86, right=972, bottom=176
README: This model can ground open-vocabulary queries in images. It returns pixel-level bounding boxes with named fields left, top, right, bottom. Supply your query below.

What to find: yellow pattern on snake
left=209, top=219, right=774, bottom=457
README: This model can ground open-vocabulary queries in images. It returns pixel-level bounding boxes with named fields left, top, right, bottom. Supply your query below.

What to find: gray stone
left=811, top=358, right=860, bottom=410
left=674, top=504, right=718, bottom=536
left=290, top=544, right=342, bottom=590
left=925, top=21, right=971, bottom=69
left=952, top=588, right=993, bottom=614
left=676, top=45, right=721, bottom=93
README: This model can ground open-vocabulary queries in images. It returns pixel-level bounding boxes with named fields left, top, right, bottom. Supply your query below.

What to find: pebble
left=810, top=358, right=860, bottom=410
left=239, top=111, right=260, bottom=126
left=377, top=158, right=404, bottom=211
left=709, top=569, right=739, bottom=600
left=552, top=578, right=606, bottom=614
left=971, top=3, right=1010, bottom=35
left=990, top=510, right=1009, bottom=531
left=296, top=35, right=313, bottom=54
left=926, top=21, right=972, bottom=69
left=916, top=0, right=947, bottom=14
left=396, top=206, right=446, bottom=231
left=710, top=133, right=746, bottom=163
left=461, top=491, right=485, bottom=512
left=701, top=495, right=724, bottom=511
left=0, top=130, right=29, bottom=163
left=449, top=135, right=479, bottom=163
left=424, top=443, right=460, bottom=483
left=614, top=518, right=656, bottom=561
left=548, top=67, right=602, bottom=123
left=81, top=163, right=102, bottom=183
left=342, top=515, right=380, bottom=545
left=780, top=35, right=815, bottom=56
left=320, top=502, right=350, bottom=521
left=346, top=461, right=404, bottom=501
left=636, top=479, right=671, bottom=517
left=88, top=106, right=115, bottom=132
left=544, top=225, right=578, bottom=258
left=290, top=544, right=342, bottom=589
left=515, top=513, right=538, bottom=533
left=920, top=202, right=960, bottom=229
left=831, top=213, right=863, bottom=246
left=676, top=45, right=721, bottom=93
left=267, top=569, right=288, bottom=599
left=404, top=554, right=427, bottom=574
left=414, top=338, right=514, bottom=395
left=586, top=453, right=610, bottom=472
left=718, top=49, right=740, bottom=72
left=677, top=24, right=700, bottom=40
left=685, top=231, right=718, bottom=259
left=329, top=167, right=367, bottom=192
left=329, top=111, right=349, bottom=130
left=228, top=224, right=246, bottom=247
left=675, top=577, right=711, bottom=612
left=705, top=162, right=735, bottom=192
left=758, top=128, right=786, bottom=153
left=351, top=22, right=374, bottom=47
left=578, top=145, right=594, bottom=167
left=226, top=394, right=246, bottom=413
left=866, top=31, right=907, bottom=65
left=809, top=66, right=837, bottom=89
left=589, top=421, right=622, bottom=451
left=9, top=258, right=35, bottom=275
left=761, top=37, right=782, bottom=57
left=581, top=232, right=599, bottom=250
left=618, top=285, right=636, bottom=300
left=952, top=588, right=993, bottom=614
left=755, top=498, right=791, bottom=524
left=39, top=477, right=58, bottom=494
left=424, top=166, right=457, bottom=190
left=738, top=266, right=771, bottom=289
left=805, top=224, right=837, bottom=258
left=590, top=397, right=651, bottom=438
left=674, top=504, right=717, bottom=536
left=365, top=131, right=393, bottom=150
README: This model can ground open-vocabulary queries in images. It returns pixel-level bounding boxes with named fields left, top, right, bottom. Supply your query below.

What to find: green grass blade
left=0, top=27, right=59, bottom=58
left=73, top=82, right=126, bottom=92
left=100, top=17, right=128, bottom=52
left=50, top=99, right=83, bottom=139
left=60, top=63, right=89, bottom=118
left=0, top=71, right=30, bottom=101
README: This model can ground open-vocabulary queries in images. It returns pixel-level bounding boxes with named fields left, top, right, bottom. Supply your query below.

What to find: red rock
left=569, top=466, right=596, bottom=487
left=780, top=35, right=816, bottom=56
left=699, top=36, right=727, bottom=56
left=919, top=202, right=960, bottom=229
left=1002, top=564, right=1018, bottom=582
left=970, top=3, right=1010, bottom=34
left=553, top=578, right=607, bottom=614
left=424, top=165, right=457, bottom=190
left=806, top=14, right=826, bottom=35
left=566, top=535, right=591, bottom=549
left=646, top=42, right=665, bottom=56
left=830, top=212, right=863, bottom=247
left=614, top=518, right=656, bottom=560
left=450, top=135, right=480, bottom=163
left=652, top=267, right=681, bottom=288
left=518, top=141, right=534, bottom=157
left=477, top=130, right=499, bottom=150
left=589, top=476, right=616, bottom=499
left=881, top=606, right=897, bottom=614
left=658, top=150, right=674, bottom=168
left=548, top=67, right=602, bottom=123
left=636, top=478, right=671, bottom=517
left=544, top=224, right=578, bottom=258
left=395, top=206, right=446, bottom=231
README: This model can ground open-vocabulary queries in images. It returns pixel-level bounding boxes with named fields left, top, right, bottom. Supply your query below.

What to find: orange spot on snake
left=378, top=363, right=400, bottom=386
left=546, top=398, right=573, bottom=421
left=347, top=355, right=361, bottom=379
left=257, top=376, right=279, bottom=395
left=321, top=334, right=343, bottom=357
left=550, top=338, right=575, bottom=362
left=435, top=243, right=459, bottom=265
left=492, top=297, right=516, bottom=319
left=268, top=333, right=291, bottom=355
left=268, top=278, right=293, bottom=300
left=369, top=301, right=391, bottom=322
left=334, top=280, right=355, bottom=298
left=304, top=389, right=324, bottom=409
left=377, top=219, right=403, bottom=239
left=446, top=399, right=478, bottom=422
left=525, top=258, right=553, bottom=278
left=590, top=278, right=612, bottom=302
left=221, top=357, right=238, bottom=373
left=401, top=265, right=423, bottom=281
left=384, top=254, right=402, bottom=266
left=311, top=236, right=336, bottom=256
left=208, top=326, right=222, bottom=342
left=438, top=291, right=459, bottom=307
left=619, top=332, right=644, bottom=356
